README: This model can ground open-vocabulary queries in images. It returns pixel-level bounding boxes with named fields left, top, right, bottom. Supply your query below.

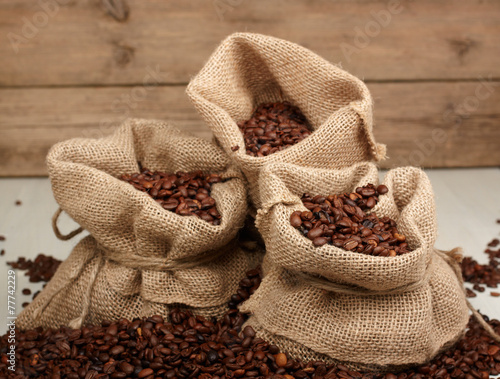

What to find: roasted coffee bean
left=275, top=353, right=287, bottom=367
left=0, top=249, right=4, bottom=256
left=109, top=345, right=125, bottom=356
left=312, top=237, right=328, bottom=246
left=120, top=169, right=223, bottom=225
left=377, top=184, right=389, bottom=195
left=290, top=185, right=410, bottom=256
left=290, top=212, right=302, bottom=228
left=138, top=368, right=154, bottom=378
left=238, top=102, right=311, bottom=156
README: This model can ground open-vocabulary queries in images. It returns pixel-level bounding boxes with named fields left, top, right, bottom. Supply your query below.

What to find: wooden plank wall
left=0, top=0, right=499, bottom=176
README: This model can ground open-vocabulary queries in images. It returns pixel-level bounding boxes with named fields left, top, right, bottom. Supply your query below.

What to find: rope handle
left=52, top=208, right=84, bottom=241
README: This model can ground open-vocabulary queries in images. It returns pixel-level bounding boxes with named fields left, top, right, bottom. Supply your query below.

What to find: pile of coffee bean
left=403, top=314, right=500, bottom=378
left=462, top=234, right=500, bottom=297
left=2, top=264, right=500, bottom=378
left=1, top=307, right=499, bottom=378
left=290, top=184, right=410, bottom=256
left=236, top=102, right=312, bottom=157
left=7, top=254, right=61, bottom=284
left=119, top=169, right=223, bottom=225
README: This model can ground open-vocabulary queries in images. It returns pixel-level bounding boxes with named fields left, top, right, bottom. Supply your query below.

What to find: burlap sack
left=18, top=118, right=261, bottom=330
left=239, top=162, right=470, bottom=371
left=187, top=32, right=386, bottom=208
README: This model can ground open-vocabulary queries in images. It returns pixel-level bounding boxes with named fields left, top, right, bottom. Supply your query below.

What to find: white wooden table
left=1, top=168, right=500, bottom=337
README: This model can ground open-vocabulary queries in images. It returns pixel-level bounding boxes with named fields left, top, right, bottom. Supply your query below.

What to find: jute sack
left=239, top=162, right=470, bottom=371
left=187, top=32, right=386, bottom=208
left=18, top=118, right=261, bottom=330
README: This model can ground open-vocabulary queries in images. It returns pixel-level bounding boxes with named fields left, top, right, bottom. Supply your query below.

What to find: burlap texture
left=187, top=32, right=386, bottom=208
left=18, top=119, right=260, bottom=330
left=240, top=163, right=469, bottom=370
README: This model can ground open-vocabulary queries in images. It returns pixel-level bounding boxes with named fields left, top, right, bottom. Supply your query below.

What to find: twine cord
left=52, top=208, right=84, bottom=241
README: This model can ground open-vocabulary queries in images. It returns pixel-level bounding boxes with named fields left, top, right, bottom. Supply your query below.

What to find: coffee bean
left=312, top=237, right=328, bottom=247
left=207, top=349, right=218, bottom=364
left=377, top=185, right=389, bottom=195
left=138, top=368, right=154, bottom=378
left=119, top=362, right=134, bottom=375
left=243, top=325, right=256, bottom=338
left=22, top=288, right=31, bottom=295
left=120, top=170, right=223, bottom=225
left=275, top=353, right=287, bottom=367
left=307, top=227, right=324, bottom=240
left=290, top=212, right=302, bottom=228
left=109, top=345, right=125, bottom=356
left=343, top=239, right=358, bottom=251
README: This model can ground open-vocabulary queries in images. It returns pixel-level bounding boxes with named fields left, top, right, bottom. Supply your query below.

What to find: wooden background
left=0, top=0, right=499, bottom=176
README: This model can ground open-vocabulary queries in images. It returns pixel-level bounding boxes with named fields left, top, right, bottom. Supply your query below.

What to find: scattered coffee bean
left=466, top=288, right=477, bottom=298
left=491, top=292, right=500, bottom=297
left=238, top=101, right=311, bottom=157
left=7, top=254, right=61, bottom=283
left=0, top=235, right=5, bottom=241
left=473, top=283, right=486, bottom=292
left=488, top=239, right=499, bottom=248
left=15, top=200, right=22, bottom=206
left=22, top=288, right=31, bottom=296
left=462, top=225, right=500, bottom=294
left=0, top=249, right=4, bottom=256
left=291, top=184, right=410, bottom=256
left=120, top=169, right=223, bottom=225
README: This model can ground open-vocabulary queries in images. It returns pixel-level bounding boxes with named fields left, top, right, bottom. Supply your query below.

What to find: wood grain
left=1, top=82, right=499, bottom=176
left=1, top=0, right=499, bottom=86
